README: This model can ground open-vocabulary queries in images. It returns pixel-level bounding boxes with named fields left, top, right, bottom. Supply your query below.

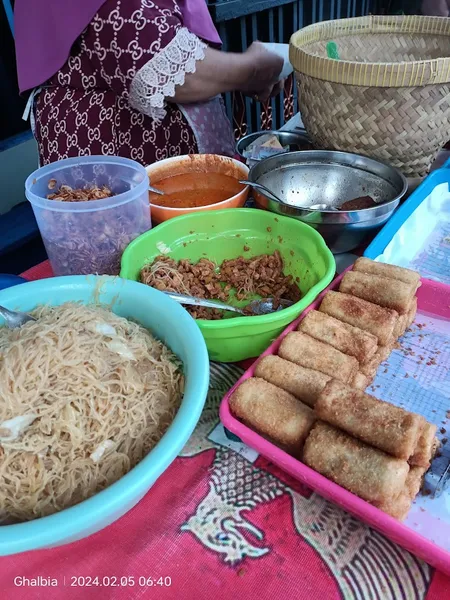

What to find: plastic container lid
left=25, top=155, right=149, bottom=213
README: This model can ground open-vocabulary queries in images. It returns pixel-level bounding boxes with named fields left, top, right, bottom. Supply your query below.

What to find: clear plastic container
left=25, top=156, right=151, bottom=276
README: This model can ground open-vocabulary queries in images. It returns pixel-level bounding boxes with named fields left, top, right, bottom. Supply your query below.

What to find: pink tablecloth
left=1, top=261, right=449, bottom=600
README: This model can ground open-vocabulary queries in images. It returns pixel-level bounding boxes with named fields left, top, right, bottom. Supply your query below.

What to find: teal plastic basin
left=0, top=275, right=209, bottom=555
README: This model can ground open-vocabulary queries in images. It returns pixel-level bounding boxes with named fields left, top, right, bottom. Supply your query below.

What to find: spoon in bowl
left=239, top=180, right=287, bottom=205
left=165, top=292, right=293, bottom=316
left=241, top=181, right=332, bottom=210
left=0, top=305, right=36, bottom=329
left=148, top=185, right=164, bottom=196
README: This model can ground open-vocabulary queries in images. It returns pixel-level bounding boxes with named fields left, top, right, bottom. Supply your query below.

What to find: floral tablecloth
left=1, top=261, right=450, bottom=600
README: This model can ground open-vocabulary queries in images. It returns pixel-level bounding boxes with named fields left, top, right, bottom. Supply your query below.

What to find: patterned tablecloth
left=2, top=261, right=450, bottom=600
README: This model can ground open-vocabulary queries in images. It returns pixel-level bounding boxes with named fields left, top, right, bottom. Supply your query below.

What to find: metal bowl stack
left=248, top=150, right=407, bottom=253
left=236, top=130, right=313, bottom=163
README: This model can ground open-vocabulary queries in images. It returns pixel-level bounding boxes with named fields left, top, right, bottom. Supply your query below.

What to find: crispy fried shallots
left=140, top=251, right=301, bottom=320
left=47, top=183, right=114, bottom=202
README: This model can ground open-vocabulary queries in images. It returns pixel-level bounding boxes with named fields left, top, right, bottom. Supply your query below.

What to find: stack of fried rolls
left=229, top=258, right=439, bottom=520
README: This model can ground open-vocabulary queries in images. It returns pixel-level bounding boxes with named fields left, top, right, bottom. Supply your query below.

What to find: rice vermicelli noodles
left=0, top=303, right=183, bottom=523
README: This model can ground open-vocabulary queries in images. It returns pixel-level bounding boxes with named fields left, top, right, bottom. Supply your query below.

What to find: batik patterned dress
left=33, top=0, right=236, bottom=166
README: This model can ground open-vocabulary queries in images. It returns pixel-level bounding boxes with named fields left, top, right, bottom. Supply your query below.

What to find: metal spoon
left=239, top=180, right=287, bottom=205
left=243, top=182, right=336, bottom=211
left=0, top=305, right=36, bottom=329
left=148, top=185, right=164, bottom=196
left=165, top=292, right=293, bottom=316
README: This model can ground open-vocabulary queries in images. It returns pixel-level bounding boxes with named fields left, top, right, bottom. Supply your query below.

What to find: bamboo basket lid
left=289, top=15, right=450, bottom=88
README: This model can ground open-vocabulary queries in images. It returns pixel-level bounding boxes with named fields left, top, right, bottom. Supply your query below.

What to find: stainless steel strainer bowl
left=248, top=150, right=407, bottom=253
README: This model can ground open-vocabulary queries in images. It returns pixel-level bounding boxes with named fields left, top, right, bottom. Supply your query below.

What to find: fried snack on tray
left=373, top=455, right=427, bottom=520
left=303, top=422, right=410, bottom=504
left=359, top=344, right=393, bottom=378
left=278, top=331, right=359, bottom=383
left=315, top=380, right=424, bottom=460
left=351, top=372, right=371, bottom=390
left=406, top=466, right=427, bottom=498
left=319, top=291, right=398, bottom=346
left=140, top=251, right=301, bottom=320
left=255, top=355, right=331, bottom=408
left=229, top=377, right=316, bottom=456
left=353, top=257, right=421, bottom=290
left=339, top=271, right=415, bottom=315
left=407, top=297, right=418, bottom=327
left=227, top=258, right=427, bottom=521
left=372, top=493, right=412, bottom=521
left=298, top=310, right=378, bottom=364
left=393, top=296, right=418, bottom=337
left=409, top=422, right=439, bottom=468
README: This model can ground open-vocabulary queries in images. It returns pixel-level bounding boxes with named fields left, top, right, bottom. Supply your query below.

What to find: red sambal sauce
left=149, top=172, right=244, bottom=209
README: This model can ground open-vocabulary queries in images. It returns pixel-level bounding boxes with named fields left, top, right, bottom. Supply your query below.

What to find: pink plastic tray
left=220, top=273, right=450, bottom=575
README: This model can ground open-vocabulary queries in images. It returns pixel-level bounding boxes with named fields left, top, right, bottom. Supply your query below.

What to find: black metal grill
left=207, top=0, right=380, bottom=137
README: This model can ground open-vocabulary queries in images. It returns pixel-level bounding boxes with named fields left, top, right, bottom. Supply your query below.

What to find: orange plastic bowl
left=145, top=154, right=249, bottom=224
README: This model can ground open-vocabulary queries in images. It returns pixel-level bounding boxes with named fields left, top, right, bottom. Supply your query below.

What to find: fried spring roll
left=373, top=493, right=412, bottom=520
left=359, top=344, right=393, bottom=378
left=278, top=331, right=358, bottom=383
left=319, top=291, right=398, bottom=346
left=315, top=380, right=424, bottom=459
left=409, top=422, right=438, bottom=467
left=352, top=372, right=371, bottom=390
left=406, top=466, right=427, bottom=499
left=406, top=297, right=418, bottom=329
left=353, top=258, right=421, bottom=290
left=229, top=377, right=316, bottom=455
left=394, top=297, right=418, bottom=338
left=394, top=314, right=408, bottom=338
left=339, top=271, right=415, bottom=315
left=303, top=422, right=410, bottom=503
left=298, top=310, right=378, bottom=364
left=432, top=438, right=440, bottom=459
left=254, top=355, right=331, bottom=408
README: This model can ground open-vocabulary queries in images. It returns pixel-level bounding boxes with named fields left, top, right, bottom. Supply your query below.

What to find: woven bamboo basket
left=289, top=15, right=450, bottom=177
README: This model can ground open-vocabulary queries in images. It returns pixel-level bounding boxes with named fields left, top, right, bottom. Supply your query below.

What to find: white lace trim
left=129, top=28, right=207, bottom=124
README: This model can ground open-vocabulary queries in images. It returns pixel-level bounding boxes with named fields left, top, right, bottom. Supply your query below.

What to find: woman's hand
left=240, top=42, right=284, bottom=102
left=249, top=79, right=286, bottom=104
left=170, top=42, right=284, bottom=105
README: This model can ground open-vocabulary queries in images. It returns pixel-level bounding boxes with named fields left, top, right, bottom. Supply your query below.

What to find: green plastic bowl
left=120, top=209, right=335, bottom=362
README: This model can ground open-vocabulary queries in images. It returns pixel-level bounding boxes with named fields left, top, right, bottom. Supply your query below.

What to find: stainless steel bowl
left=236, top=129, right=313, bottom=161
left=248, top=150, right=407, bottom=253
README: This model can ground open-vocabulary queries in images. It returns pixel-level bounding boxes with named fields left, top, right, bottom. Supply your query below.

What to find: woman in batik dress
left=14, top=0, right=284, bottom=166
